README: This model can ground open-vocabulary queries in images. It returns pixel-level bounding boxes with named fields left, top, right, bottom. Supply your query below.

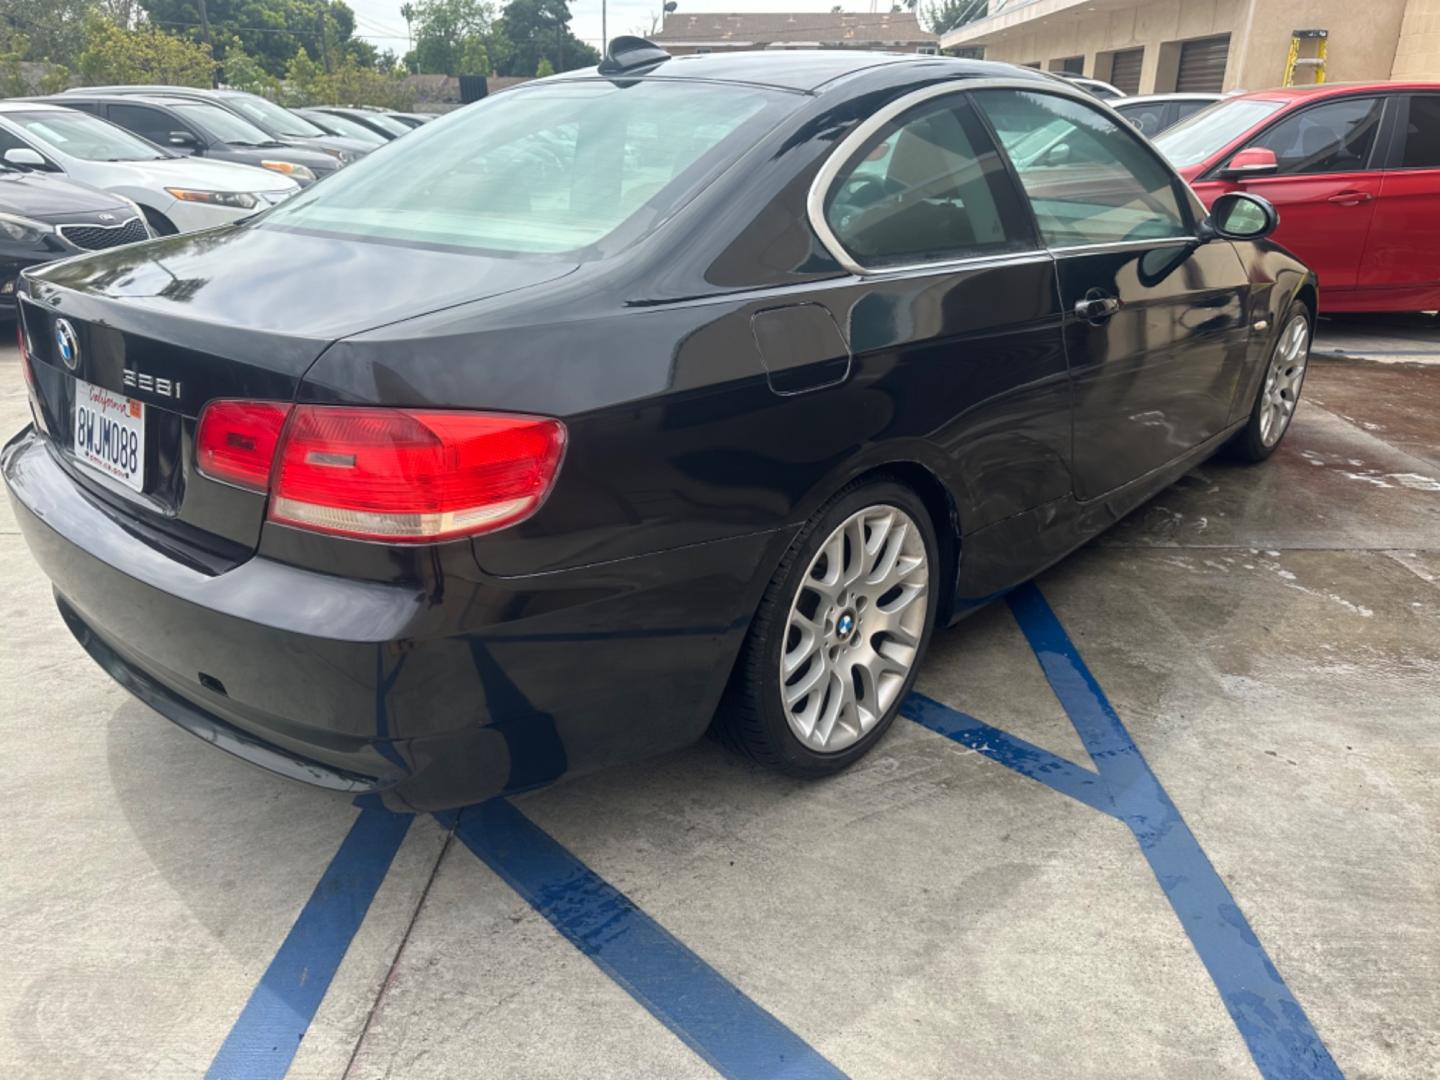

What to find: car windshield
left=225, top=95, right=329, bottom=139
left=1153, top=98, right=1288, bottom=167
left=357, top=111, right=412, bottom=137
left=304, top=110, right=386, bottom=144
left=6, top=109, right=170, bottom=161
left=173, top=101, right=276, bottom=146
left=261, top=80, right=796, bottom=257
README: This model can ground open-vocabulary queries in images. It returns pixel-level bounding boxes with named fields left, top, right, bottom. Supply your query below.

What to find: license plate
left=73, top=377, right=145, bottom=493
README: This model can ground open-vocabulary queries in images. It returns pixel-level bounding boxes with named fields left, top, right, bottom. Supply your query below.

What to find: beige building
left=652, top=11, right=939, bottom=55
left=941, top=0, right=1440, bottom=94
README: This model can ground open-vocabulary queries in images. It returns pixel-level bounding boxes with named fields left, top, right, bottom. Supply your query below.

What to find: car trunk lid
left=19, top=224, right=576, bottom=564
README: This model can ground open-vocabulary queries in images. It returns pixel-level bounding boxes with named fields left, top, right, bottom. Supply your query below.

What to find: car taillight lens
left=196, top=400, right=292, bottom=491
left=268, top=406, right=565, bottom=542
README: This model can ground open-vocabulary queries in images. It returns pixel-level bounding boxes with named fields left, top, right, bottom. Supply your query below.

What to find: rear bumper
left=5, top=426, right=784, bottom=810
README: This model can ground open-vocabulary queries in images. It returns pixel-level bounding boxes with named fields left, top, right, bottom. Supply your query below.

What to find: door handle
left=1327, top=191, right=1374, bottom=206
left=1075, top=293, right=1121, bottom=322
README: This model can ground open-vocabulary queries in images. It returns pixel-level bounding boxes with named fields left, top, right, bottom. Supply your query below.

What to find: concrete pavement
left=2, top=342, right=1437, bottom=1079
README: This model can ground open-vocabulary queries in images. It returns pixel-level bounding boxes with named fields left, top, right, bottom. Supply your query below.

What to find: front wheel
left=1228, top=302, right=1311, bottom=462
left=715, top=479, right=938, bottom=776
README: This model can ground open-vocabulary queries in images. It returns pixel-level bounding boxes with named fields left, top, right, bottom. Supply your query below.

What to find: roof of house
left=650, top=11, right=937, bottom=46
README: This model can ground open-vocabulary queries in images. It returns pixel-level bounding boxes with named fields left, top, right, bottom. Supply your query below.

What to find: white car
left=0, top=102, right=298, bottom=235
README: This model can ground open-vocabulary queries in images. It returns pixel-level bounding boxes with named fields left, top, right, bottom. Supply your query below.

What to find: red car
left=1154, top=83, right=1440, bottom=313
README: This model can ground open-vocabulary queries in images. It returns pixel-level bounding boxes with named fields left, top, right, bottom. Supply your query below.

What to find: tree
left=137, top=0, right=370, bottom=78
left=492, top=0, right=595, bottom=77
left=535, top=56, right=552, bottom=76
left=923, top=0, right=985, bottom=35
left=0, top=0, right=96, bottom=65
left=77, top=15, right=216, bottom=84
left=411, top=0, right=493, bottom=75
left=218, top=38, right=281, bottom=93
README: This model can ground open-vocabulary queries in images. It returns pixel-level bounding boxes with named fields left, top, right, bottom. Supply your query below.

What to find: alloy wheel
left=1259, top=313, right=1310, bottom=447
left=780, top=505, right=929, bottom=753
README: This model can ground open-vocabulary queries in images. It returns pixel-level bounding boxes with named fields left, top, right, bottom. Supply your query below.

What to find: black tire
left=141, top=206, right=178, bottom=236
left=714, top=477, right=939, bottom=777
left=1226, top=300, right=1312, bottom=463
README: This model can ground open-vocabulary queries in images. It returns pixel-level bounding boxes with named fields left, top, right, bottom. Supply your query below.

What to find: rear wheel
left=716, top=479, right=938, bottom=776
left=1228, top=302, right=1311, bottom=462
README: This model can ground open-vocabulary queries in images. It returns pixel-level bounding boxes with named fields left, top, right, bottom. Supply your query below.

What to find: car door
left=1218, top=95, right=1389, bottom=293
left=973, top=86, right=1251, bottom=500
left=1357, top=93, right=1440, bottom=306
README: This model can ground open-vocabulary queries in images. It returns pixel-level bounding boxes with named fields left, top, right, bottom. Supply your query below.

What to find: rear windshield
left=1153, top=98, right=1287, bottom=168
left=259, top=80, right=797, bottom=257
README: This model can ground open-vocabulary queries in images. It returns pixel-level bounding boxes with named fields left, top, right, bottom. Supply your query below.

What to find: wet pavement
left=2, top=346, right=1437, bottom=1079
left=1313, top=312, right=1440, bottom=365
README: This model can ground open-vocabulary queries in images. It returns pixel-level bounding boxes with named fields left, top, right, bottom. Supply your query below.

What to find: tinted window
left=823, top=95, right=1032, bottom=268
left=263, top=81, right=796, bottom=257
left=225, top=95, right=329, bottom=139
left=1247, top=97, right=1384, bottom=175
left=1153, top=97, right=1286, bottom=167
left=1401, top=95, right=1440, bottom=168
left=1173, top=100, right=1211, bottom=122
left=108, top=104, right=178, bottom=145
left=975, top=89, right=1188, bottom=247
left=1117, top=101, right=1172, bottom=136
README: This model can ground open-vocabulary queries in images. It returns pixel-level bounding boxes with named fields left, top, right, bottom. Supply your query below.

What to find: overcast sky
left=344, top=0, right=888, bottom=58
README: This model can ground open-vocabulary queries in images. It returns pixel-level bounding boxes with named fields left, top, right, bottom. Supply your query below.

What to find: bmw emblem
left=54, top=318, right=80, bottom=371
left=836, top=611, right=855, bottom=637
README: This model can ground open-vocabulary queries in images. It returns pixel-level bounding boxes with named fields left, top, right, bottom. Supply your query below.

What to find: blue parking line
left=205, top=798, right=412, bottom=1080
left=444, top=798, right=850, bottom=1080
left=909, top=581, right=1342, bottom=1080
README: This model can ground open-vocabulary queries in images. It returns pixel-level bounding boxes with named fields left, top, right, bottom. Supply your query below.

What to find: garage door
left=1176, top=35, right=1230, bottom=92
left=1109, top=48, right=1143, bottom=95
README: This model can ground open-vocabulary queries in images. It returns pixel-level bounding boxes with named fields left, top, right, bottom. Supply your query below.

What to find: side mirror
left=1219, top=146, right=1278, bottom=179
left=1043, top=141, right=1072, bottom=166
left=1200, top=191, right=1279, bottom=242
left=167, top=131, right=200, bottom=151
left=3, top=147, right=48, bottom=169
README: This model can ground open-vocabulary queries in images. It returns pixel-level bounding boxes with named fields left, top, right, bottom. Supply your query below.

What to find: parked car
left=383, top=111, right=436, bottom=128
left=1114, top=93, right=1222, bottom=136
left=1047, top=72, right=1125, bottom=100
left=5, top=51, right=1313, bottom=810
left=296, top=108, right=388, bottom=146
left=64, top=86, right=373, bottom=164
left=44, top=94, right=339, bottom=187
left=0, top=102, right=299, bottom=234
left=1155, top=83, right=1440, bottom=312
left=305, top=107, right=414, bottom=141
left=2, top=165, right=151, bottom=317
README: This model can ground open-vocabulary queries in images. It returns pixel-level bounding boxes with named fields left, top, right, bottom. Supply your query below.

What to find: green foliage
left=0, top=0, right=95, bottom=64
left=219, top=39, right=282, bottom=94
left=39, top=65, right=74, bottom=93
left=492, top=0, right=595, bottom=77
left=535, top=56, right=552, bottom=77
left=923, top=0, right=985, bottom=35
left=411, top=0, right=493, bottom=75
left=137, top=0, right=367, bottom=78
left=77, top=15, right=216, bottom=85
left=283, top=49, right=415, bottom=107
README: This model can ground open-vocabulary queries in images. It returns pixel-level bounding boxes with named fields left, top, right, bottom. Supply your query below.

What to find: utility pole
left=318, top=9, right=333, bottom=73
left=602, top=0, right=607, bottom=47
left=195, top=0, right=216, bottom=86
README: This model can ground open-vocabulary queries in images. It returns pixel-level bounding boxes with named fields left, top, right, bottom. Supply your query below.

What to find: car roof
left=1231, top=80, right=1440, bottom=103
left=38, top=93, right=197, bottom=108
left=0, top=101, right=74, bottom=114
left=563, top=50, right=1050, bottom=93
left=1115, top=93, right=1222, bottom=105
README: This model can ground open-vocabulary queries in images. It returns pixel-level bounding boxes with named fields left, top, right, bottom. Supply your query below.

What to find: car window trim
left=806, top=77, right=1047, bottom=277
left=1383, top=93, right=1440, bottom=172
left=1199, top=93, right=1394, bottom=181
left=968, top=83, right=1204, bottom=241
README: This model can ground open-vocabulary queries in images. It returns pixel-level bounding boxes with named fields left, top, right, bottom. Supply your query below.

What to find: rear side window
left=1246, top=97, right=1384, bottom=175
left=974, top=88, right=1189, bottom=248
left=1400, top=95, right=1440, bottom=168
left=1117, top=101, right=1171, bottom=136
left=261, top=81, right=797, bottom=257
left=822, top=94, right=1035, bottom=269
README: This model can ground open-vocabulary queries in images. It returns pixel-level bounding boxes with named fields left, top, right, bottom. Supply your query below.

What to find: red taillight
left=267, top=406, right=565, bottom=542
left=196, top=400, right=292, bottom=491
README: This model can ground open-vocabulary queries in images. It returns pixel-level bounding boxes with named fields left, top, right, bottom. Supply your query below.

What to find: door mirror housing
left=3, top=147, right=48, bottom=169
left=1200, top=191, right=1279, bottom=242
left=167, top=130, right=200, bottom=151
left=1219, top=146, right=1278, bottom=179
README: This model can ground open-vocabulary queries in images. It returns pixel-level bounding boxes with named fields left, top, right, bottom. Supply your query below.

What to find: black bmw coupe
left=5, top=43, right=1315, bottom=810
